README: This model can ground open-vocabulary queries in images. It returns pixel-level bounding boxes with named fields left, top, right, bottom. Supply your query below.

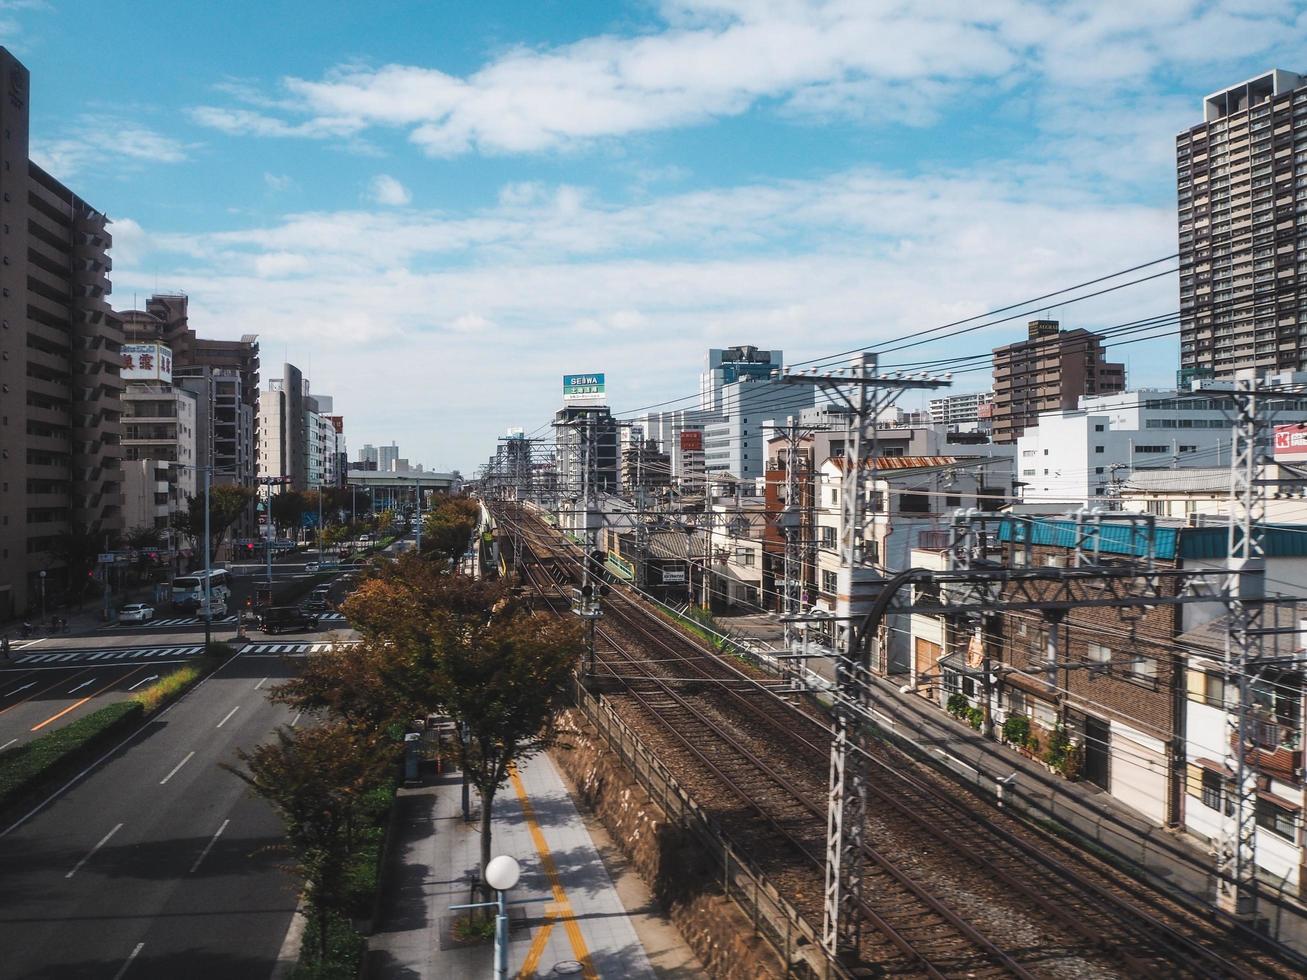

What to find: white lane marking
left=66, top=822, right=123, bottom=878
left=290, top=711, right=302, bottom=728
left=68, top=679, right=95, bottom=694
left=87, top=652, right=110, bottom=661
left=127, top=674, right=159, bottom=692
left=254, top=676, right=269, bottom=690
left=159, top=750, right=196, bottom=785
left=0, top=738, right=17, bottom=752
left=111, top=941, right=145, bottom=980
left=14, top=638, right=45, bottom=651
left=188, top=818, right=230, bottom=874
left=216, top=705, right=240, bottom=728
left=3, top=681, right=36, bottom=695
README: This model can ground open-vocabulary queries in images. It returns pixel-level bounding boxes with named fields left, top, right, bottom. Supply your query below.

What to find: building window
left=1201, top=769, right=1223, bottom=811
left=1095, top=467, right=1105, bottom=474
left=1203, top=672, right=1225, bottom=708
left=1129, top=654, right=1158, bottom=681
left=1094, top=446, right=1104, bottom=453
left=1095, top=424, right=1105, bottom=432
left=945, top=495, right=961, bottom=508
left=1087, top=642, right=1111, bottom=667
left=1255, top=797, right=1297, bottom=841
left=821, top=570, right=837, bottom=594
left=820, top=525, right=836, bottom=549
left=735, top=548, right=754, bottom=567
left=899, top=492, right=930, bottom=514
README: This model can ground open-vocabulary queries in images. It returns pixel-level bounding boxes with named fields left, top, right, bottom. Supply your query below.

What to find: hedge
left=0, top=700, right=143, bottom=809
left=0, top=661, right=212, bottom=812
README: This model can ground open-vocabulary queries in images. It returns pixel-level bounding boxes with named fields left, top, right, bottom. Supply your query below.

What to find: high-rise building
left=991, top=320, right=1126, bottom=444
left=358, top=443, right=378, bottom=465
left=257, top=364, right=307, bottom=489
left=0, top=48, right=121, bottom=619
left=700, top=346, right=784, bottom=412
left=553, top=406, right=619, bottom=494
left=703, top=377, right=813, bottom=480
left=928, top=390, right=993, bottom=429
left=1177, top=70, right=1307, bottom=378
left=377, top=442, right=399, bottom=473
left=119, top=342, right=197, bottom=531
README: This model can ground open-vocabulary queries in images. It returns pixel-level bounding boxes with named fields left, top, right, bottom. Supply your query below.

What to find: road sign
left=98, top=553, right=115, bottom=564
left=1274, top=424, right=1307, bottom=462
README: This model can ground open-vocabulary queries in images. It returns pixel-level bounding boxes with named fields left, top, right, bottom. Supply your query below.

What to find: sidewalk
left=366, top=750, right=661, bottom=979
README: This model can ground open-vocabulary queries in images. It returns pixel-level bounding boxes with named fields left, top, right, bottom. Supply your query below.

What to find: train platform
left=366, top=749, right=690, bottom=979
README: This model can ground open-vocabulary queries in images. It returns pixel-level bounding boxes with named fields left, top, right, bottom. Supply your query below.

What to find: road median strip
left=0, top=663, right=211, bottom=815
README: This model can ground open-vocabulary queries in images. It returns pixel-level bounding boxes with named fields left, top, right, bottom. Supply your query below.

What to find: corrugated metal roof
left=1122, top=468, right=1229, bottom=493
left=996, top=517, right=1307, bottom=560
left=827, top=456, right=958, bottom=473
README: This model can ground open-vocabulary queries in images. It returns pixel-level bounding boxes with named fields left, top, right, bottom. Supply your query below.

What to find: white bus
left=171, top=569, right=232, bottom=609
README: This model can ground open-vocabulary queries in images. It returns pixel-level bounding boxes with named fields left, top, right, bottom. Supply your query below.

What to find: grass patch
left=132, top=666, right=203, bottom=714
left=451, top=913, right=496, bottom=944
left=0, top=700, right=143, bottom=808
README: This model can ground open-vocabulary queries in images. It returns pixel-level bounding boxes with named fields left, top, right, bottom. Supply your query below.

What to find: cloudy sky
left=12, top=1, right=1307, bottom=470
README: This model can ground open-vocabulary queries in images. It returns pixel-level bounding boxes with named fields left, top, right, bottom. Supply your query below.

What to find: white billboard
left=121, top=343, right=173, bottom=383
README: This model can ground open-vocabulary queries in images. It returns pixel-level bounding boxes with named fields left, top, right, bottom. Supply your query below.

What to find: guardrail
left=571, top=680, right=837, bottom=979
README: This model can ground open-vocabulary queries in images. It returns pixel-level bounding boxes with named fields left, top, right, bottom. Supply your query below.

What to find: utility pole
left=415, top=478, right=423, bottom=552
left=779, top=355, right=950, bottom=962
left=558, top=411, right=602, bottom=677
left=202, top=464, right=212, bottom=654
left=1217, top=369, right=1268, bottom=920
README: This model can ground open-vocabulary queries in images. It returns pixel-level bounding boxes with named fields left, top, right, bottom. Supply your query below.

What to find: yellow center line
left=509, top=764, right=597, bottom=980
left=516, top=911, right=556, bottom=979
left=30, top=665, right=149, bottom=732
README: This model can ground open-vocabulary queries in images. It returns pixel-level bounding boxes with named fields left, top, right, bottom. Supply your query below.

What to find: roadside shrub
left=965, top=706, right=984, bottom=731
left=205, top=641, right=237, bottom=660
left=290, top=911, right=364, bottom=980
left=133, top=666, right=202, bottom=714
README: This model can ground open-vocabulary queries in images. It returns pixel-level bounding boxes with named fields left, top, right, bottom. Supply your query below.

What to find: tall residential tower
left=1177, top=70, right=1307, bottom=378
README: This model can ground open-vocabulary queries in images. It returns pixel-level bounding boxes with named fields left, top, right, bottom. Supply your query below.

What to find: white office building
left=703, top=378, right=813, bottom=481
left=929, top=390, right=993, bottom=428
left=1014, top=388, right=1302, bottom=506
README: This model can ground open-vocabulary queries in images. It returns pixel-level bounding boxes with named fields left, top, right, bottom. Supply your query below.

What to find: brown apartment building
left=119, top=293, right=259, bottom=491
left=990, top=319, right=1125, bottom=444
left=0, top=48, right=121, bottom=620
left=1177, top=70, right=1307, bottom=379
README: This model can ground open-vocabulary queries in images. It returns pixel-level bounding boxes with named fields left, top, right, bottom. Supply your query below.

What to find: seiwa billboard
left=1274, top=424, right=1307, bottom=462
left=563, top=373, right=605, bottom=402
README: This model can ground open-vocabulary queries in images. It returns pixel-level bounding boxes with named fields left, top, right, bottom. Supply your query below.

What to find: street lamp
left=485, top=855, right=520, bottom=980
left=449, top=854, right=521, bottom=980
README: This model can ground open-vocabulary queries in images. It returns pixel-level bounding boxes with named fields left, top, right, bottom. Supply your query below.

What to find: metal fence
left=571, top=680, right=838, bottom=979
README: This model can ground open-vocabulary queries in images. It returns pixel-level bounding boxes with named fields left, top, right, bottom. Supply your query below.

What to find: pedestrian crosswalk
left=102, top=612, right=347, bottom=630
left=11, top=638, right=359, bottom=666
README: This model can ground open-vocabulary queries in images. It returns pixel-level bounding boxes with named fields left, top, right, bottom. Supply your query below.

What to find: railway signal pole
left=779, top=354, right=950, bottom=960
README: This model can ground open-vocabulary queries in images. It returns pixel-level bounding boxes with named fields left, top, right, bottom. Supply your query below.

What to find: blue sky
left=9, top=0, right=1307, bottom=471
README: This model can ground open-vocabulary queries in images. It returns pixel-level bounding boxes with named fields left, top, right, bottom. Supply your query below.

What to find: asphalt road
left=0, top=651, right=306, bottom=980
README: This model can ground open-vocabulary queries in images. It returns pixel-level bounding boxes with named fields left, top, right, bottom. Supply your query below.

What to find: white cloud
left=264, top=172, right=296, bottom=192
left=32, top=117, right=191, bottom=176
left=367, top=173, right=411, bottom=206
left=187, top=2, right=1307, bottom=157
left=113, top=162, right=1178, bottom=469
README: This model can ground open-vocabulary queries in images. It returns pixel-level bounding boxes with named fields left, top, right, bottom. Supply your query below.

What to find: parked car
left=259, top=606, right=320, bottom=634
left=119, top=603, right=154, bottom=623
left=305, top=561, right=321, bottom=573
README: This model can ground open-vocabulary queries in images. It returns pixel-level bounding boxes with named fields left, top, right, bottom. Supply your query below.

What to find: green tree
left=270, top=491, right=309, bottom=536
left=50, top=522, right=116, bottom=605
left=420, top=496, right=480, bottom=566
left=173, top=485, right=256, bottom=557
left=225, top=724, right=395, bottom=962
left=340, top=555, right=582, bottom=885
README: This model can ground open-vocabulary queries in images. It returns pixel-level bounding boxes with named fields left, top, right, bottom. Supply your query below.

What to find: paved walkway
left=367, top=751, right=659, bottom=980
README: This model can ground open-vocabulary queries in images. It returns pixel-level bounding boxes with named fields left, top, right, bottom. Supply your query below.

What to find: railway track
left=494, top=500, right=1303, bottom=979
